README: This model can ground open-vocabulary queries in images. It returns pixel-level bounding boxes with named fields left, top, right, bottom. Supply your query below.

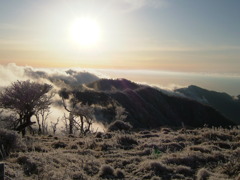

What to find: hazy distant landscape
left=1, top=0, right=240, bottom=179
left=99, top=69, right=240, bottom=96
left=1, top=64, right=240, bottom=179
left=1, top=63, right=239, bottom=129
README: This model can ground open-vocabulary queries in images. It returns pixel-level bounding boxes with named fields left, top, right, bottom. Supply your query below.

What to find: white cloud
left=0, top=63, right=27, bottom=87
left=0, top=63, right=107, bottom=133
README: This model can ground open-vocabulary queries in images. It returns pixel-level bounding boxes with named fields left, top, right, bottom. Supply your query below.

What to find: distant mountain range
left=175, top=85, right=240, bottom=125
left=23, top=68, right=239, bottom=128
left=79, top=79, right=236, bottom=128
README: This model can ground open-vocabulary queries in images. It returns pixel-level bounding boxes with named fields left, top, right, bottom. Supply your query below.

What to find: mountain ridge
left=175, top=85, right=240, bottom=124
left=82, top=79, right=235, bottom=128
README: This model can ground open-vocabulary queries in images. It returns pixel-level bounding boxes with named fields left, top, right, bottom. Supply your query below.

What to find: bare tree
left=50, top=118, right=60, bottom=135
left=59, top=89, right=74, bottom=134
left=0, top=80, right=53, bottom=136
left=61, top=113, right=70, bottom=135
left=34, top=92, right=54, bottom=135
left=35, top=108, right=51, bottom=135
left=115, top=105, right=127, bottom=121
left=71, top=103, right=94, bottom=135
left=59, top=89, right=94, bottom=135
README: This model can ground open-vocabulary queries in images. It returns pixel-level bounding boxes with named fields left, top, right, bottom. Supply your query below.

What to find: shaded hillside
left=84, top=79, right=235, bottom=128
left=175, top=85, right=240, bottom=124
left=86, top=78, right=140, bottom=91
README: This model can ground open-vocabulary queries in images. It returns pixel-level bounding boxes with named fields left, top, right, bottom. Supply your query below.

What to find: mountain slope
left=84, top=79, right=235, bottom=128
left=175, top=85, right=240, bottom=124
left=86, top=78, right=140, bottom=91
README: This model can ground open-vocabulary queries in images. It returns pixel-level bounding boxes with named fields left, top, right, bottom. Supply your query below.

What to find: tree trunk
left=19, top=111, right=34, bottom=136
left=35, top=115, right=42, bottom=135
left=80, top=115, right=84, bottom=134
left=85, top=118, right=92, bottom=135
left=69, top=113, right=74, bottom=134
left=18, top=114, right=25, bottom=136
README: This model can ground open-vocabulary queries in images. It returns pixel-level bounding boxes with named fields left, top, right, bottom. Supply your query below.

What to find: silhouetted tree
left=0, top=80, right=52, bottom=136
left=59, top=89, right=94, bottom=135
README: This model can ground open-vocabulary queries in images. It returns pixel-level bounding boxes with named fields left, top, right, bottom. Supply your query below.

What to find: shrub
left=99, top=143, right=112, bottom=151
left=189, top=145, right=211, bottom=153
left=117, top=135, right=138, bottom=148
left=161, top=128, right=172, bottom=134
left=220, top=155, right=240, bottom=177
left=33, top=145, right=48, bottom=152
left=51, top=141, right=67, bottom=149
left=148, top=161, right=171, bottom=174
left=139, top=160, right=172, bottom=177
left=115, top=169, right=125, bottom=178
left=99, top=165, right=115, bottom=179
left=175, top=165, right=194, bottom=176
left=141, top=134, right=159, bottom=138
left=236, top=174, right=240, bottom=180
left=196, top=168, right=227, bottom=180
left=163, top=151, right=217, bottom=169
left=17, top=155, right=29, bottom=164
left=108, top=120, right=132, bottom=132
left=95, top=132, right=103, bottom=138
left=160, top=142, right=185, bottom=152
left=0, top=128, right=26, bottom=159
left=103, top=133, right=113, bottom=139
left=23, top=158, right=39, bottom=176
left=83, top=161, right=100, bottom=176
left=214, top=142, right=231, bottom=149
left=72, top=172, right=87, bottom=180
left=70, top=144, right=78, bottom=150
left=151, top=176, right=161, bottom=180
left=203, top=131, right=232, bottom=141
left=17, top=156, right=39, bottom=176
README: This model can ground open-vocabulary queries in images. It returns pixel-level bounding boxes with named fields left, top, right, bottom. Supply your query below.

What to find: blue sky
left=0, top=0, right=240, bottom=74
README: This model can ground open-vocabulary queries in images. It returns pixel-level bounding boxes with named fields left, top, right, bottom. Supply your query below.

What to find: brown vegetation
left=1, top=126, right=240, bottom=179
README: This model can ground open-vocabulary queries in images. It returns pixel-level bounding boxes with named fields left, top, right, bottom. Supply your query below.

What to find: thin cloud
left=0, top=23, right=25, bottom=30
left=126, top=45, right=240, bottom=53
left=100, top=0, right=166, bottom=12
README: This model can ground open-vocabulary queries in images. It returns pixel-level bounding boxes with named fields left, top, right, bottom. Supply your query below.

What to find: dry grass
left=2, top=126, right=240, bottom=179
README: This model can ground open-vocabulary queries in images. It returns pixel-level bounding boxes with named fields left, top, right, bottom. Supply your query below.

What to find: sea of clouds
left=0, top=63, right=109, bottom=133
left=1, top=63, right=240, bottom=133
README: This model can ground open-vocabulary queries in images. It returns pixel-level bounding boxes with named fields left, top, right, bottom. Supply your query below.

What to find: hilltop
left=175, top=85, right=240, bottom=124
left=82, top=79, right=235, bottom=128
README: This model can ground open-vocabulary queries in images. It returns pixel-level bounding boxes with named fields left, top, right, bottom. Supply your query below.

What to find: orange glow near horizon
left=0, top=1, right=240, bottom=74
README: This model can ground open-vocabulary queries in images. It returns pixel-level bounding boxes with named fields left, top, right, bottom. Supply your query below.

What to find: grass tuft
left=108, top=120, right=132, bottom=132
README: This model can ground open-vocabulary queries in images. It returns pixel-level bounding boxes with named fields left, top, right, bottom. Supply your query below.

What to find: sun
left=70, top=18, right=101, bottom=47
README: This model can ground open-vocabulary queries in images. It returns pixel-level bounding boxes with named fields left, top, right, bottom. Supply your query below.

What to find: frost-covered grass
left=2, top=126, right=240, bottom=180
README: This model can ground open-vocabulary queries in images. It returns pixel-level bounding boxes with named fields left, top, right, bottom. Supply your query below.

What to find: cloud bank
left=0, top=63, right=104, bottom=88
left=1, top=63, right=240, bottom=133
left=0, top=63, right=106, bottom=133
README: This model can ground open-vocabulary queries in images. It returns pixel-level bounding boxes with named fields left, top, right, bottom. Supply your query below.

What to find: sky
left=0, top=0, right=240, bottom=74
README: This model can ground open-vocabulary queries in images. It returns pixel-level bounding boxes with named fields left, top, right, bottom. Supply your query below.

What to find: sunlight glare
left=70, top=18, right=101, bottom=47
